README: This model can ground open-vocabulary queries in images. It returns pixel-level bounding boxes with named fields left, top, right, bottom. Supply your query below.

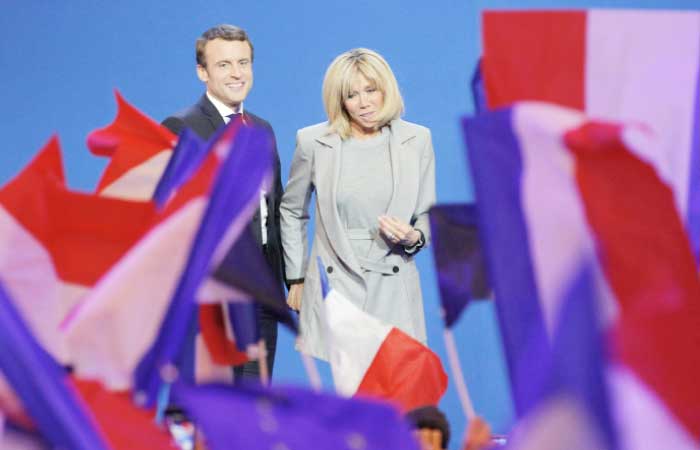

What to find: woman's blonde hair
left=322, top=48, right=404, bottom=139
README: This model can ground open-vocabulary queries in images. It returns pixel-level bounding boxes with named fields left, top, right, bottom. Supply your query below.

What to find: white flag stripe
left=607, top=365, right=698, bottom=450
left=514, top=103, right=617, bottom=333
left=586, top=10, right=700, bottom=218
left=98, top=150, right=172, bottom=200
left=324, top=289, right=391, bottom=396
left=0, top=207, right=90, bottom=363
left=63, top=198, right=206, bottom=389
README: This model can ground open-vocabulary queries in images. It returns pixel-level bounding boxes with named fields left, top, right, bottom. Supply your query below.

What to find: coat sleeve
left=410, top=129, right=436, bottom=247
left=280, top=131, right=315, bottom=282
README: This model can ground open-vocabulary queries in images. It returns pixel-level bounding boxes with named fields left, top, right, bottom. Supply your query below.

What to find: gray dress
left=336, top=129, right=424, bottom=340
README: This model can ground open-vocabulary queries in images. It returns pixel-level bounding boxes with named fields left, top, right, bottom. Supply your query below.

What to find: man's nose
left=229, top=64, right=242, bottom=77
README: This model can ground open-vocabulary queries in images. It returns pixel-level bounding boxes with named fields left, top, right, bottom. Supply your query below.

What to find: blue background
left=2, top=1, right=697, bottom=448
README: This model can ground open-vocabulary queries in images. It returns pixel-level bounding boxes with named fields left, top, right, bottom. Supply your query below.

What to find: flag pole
left=298, top=338, right=322, bottom=391
left=257, top=338, right=269, bottom=385
left=443, top=328, right=476, bottom=420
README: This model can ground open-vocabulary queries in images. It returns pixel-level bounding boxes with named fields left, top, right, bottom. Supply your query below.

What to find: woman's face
left=343, top=73, right=384, bottom=137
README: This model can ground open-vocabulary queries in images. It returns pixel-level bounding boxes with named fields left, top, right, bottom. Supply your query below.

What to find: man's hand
left=286, top=283, right=304, bottom=311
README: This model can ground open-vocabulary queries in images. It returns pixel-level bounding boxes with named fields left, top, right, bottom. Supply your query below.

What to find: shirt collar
left=206, top=92, right=244, bottom=119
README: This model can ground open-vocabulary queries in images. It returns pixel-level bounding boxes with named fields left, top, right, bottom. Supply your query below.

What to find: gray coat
left=280, top=119, right=436, bottom=360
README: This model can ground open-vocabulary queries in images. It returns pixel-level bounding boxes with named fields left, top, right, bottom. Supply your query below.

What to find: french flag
left=63, top=120, right=275, bottom=398
left=318, top=260, right=448, bottom=412
left=88, top=91, right=176, bottom=201
left=87, top=95, right=252, bottom=370
left=0, top=279, right=174, bottom=450
left=463, top=102, right=700, bottom=448
left=481, top=9, right=700, bottom=259
left=505, top=266, right=616, bottom=450
left=0, top=137, right=157, bottom=364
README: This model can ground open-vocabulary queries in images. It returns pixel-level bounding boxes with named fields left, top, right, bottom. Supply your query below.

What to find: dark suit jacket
left=162, top=94, right=286, bottom=289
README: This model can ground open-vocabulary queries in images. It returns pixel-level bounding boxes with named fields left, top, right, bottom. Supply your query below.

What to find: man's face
left=197, top=38, right=253, bottom=108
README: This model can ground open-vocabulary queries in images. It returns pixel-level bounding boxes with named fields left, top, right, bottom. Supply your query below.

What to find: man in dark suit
left=162, top=24, right=284, bottom=380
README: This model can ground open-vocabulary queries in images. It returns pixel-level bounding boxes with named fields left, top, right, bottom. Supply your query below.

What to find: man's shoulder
left=164, top=100, right=207, bottom=122
left=161, top=98, right=210, bottom=136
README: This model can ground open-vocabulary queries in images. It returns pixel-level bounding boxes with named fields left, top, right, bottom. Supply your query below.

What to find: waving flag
left=88, top=91, right=176, bottom=200
left=429, top=203, right=490, bottom=328
left=171, top=381, right=419, bottom=450
left=0, top=137, right=156, bottom=363
left=463, top=102, right=700, bottom=447
left=566, top=122, right=700, bottom=448
left=63, top=120, right=273, bottom=395
left=506, top=267, right=616, bottom=450
left=481, top=9, right=700, bottom=259
left=0, top=278, right=175, bottom=450
left=0, top=280, right=108, bottom=450
left=318, top=260, right=447, bottom=412
left=134, top=121, right=277, bottom=404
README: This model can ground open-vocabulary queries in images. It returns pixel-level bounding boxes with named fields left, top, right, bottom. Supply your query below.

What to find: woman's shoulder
left=297, top=121, right=333, bottom=140
left=390, top=119, right=431, bottom=139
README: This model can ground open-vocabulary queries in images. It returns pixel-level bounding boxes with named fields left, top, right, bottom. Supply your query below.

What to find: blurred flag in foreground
left=506, top=267, right=615, bottom=450
left=464, top=102, right=700, bottom=447
left=0, top=137, right=156, bottom=363
left=318, top=260, right=447, bottom=412
left=480, top=9, right=700, bottom=260
left=0, top=280, right=175, bottom=450
left=63, top=121, right=275, bottom=400
left=429, top=203, right=490, bottom=328
left=171, top=381, right=419, bottom=450
left=88, top=91, right=176, bottom=200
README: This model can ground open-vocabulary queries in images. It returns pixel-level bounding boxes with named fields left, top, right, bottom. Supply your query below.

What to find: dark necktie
left=226, top=112, right=242, bottom=124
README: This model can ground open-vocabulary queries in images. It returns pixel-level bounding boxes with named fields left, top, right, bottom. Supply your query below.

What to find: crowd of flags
left=435, top=8, right=700, bottom=450
left=2, top=7, right=700, bottom=450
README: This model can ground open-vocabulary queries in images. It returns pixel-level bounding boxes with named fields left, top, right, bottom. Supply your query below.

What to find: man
left=162, top=24, right=284, bottom=380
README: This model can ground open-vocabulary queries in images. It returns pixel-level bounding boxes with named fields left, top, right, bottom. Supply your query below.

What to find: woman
left=280, top=48, right=436, bottom=360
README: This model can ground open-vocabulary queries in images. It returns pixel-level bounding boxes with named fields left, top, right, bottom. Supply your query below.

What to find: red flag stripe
left=356, top=327, right=448, bottom=412
left=482, top=10, right=586, bottom=110
left=89, top=91, right=175, bottom=192
left=566, top=122, right=700, bottom=437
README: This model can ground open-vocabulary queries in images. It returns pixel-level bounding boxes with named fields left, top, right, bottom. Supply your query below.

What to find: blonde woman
left=280, top=48, right=436, bottom=360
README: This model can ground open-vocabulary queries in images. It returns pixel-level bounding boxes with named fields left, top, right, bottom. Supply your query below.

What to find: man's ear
left=196, top=64, right=209, bottom=83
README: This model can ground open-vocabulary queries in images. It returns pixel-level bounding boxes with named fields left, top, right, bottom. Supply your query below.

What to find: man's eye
left=240, top=60, right=250, bottom=66
left=218, top=62, right=230, bottom=69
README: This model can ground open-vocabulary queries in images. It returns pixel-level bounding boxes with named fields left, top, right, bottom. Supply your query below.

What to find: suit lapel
left=315, top=132, right=363, bottom=277
left=197, top=95, right=225, bottom=136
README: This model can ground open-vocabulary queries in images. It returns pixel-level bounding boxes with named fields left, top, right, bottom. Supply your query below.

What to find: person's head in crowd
left=406, top=405, right=450, bottom=450
left=322, top=48, right=404, bottom=139
left=195, top=24, right=254, bottom=109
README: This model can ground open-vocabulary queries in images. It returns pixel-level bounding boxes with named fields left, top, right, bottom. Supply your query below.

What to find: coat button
left=327, top=266, right=334, bottom=274
left=392, top=266, right=399, bottom=273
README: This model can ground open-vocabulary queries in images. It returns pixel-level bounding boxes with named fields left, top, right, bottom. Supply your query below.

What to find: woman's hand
left=378, top=215, right=421, bottom=247
left=287, top=283, right=304, bottom=311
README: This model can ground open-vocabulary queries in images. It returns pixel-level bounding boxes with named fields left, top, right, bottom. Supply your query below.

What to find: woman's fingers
left=378, top=215, right=418, bottom=246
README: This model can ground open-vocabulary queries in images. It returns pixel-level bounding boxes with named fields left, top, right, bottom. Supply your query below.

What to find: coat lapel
left=385, top=120, right=418, bottom=223
left=197, top=95, right=225, bottom=136
left=314, top=131, right=364, bottom=277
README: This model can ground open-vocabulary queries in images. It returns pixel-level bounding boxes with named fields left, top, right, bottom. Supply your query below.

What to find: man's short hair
left=196, top=24, right=254, bottom=67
